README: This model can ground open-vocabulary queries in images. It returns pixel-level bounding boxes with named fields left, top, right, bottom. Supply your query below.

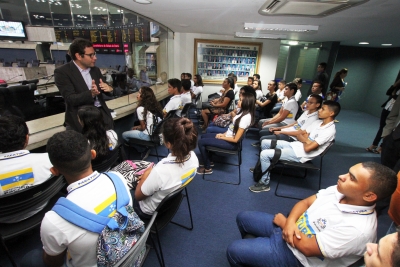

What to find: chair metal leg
left=274, top=165, right=304, bottom=200
left=202, top=151, right=242, bottom=185
left=170, top=187, right=193, bottom=230
left=1, top=235, right=18, bottom=267
left=152, top=226, right=165, bottom=267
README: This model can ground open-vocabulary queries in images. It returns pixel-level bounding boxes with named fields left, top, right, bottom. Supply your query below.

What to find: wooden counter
left=26, top=83, right=168, bottom=150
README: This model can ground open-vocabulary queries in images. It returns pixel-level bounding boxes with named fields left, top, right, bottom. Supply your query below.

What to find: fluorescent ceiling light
left=133, top=0, right=152, bottom=4
left=288, top=41, right=299, bottom=45
left=381, top=44, right=392, bottom=46
left=235, top=32, right=286, bottom=39
left=244, top=23, right=318, bottom=33
left=359, top=42, right=369, bottom=45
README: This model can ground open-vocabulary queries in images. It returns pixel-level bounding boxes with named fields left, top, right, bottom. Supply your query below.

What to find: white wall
left=172, top=32, right=281, bottom=96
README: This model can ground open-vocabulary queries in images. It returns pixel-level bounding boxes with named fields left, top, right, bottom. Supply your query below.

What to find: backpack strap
left=52, top=172, right=131, bottom=233
left=52, top=197, right=109, bottom=234
left=260, top=148, right=281, bottom=176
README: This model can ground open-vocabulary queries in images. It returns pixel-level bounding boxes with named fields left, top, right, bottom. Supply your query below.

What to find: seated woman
left=253, top=79, right=263, bottom=101
left=206, top=85, right=255, bottom=134
left=77, top=106, right=118, bottom=164
left=197, top=92, right=255, bottom=174
left=255, top=80, right=278, bottom=120
left=201, top=77, right=235, bottom=130
left=133, top=117, right=199, bottom=219
left=122, top=86, right=163, bottom=156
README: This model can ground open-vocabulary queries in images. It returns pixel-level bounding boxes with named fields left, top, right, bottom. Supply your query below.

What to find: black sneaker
left=251, top=142, right=261, bottom=147
left=249, top=183, right=270, bottom=193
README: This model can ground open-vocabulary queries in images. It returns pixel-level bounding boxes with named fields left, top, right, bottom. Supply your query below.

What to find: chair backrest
left=47, top=60, right=55, bottom=64
left=114, top=211, right=157, bottom=267
left=92, top=143, right=124, bottom=173
left=18, top=61, right=28, bottom=67
left=56, top=60, right=65, bottom=65
left=181, top=103, right=192, bottom=118
left=15, top=58, right=24, bottom=62
left=0, top=176, right=65, bottom=218
left=31, top=59, right=40, bottom=67
left=165, top=109, right=177, bottom=119
left=3, top=62, right=11, bottom=67
left=320, top=139, right=335, bottom=158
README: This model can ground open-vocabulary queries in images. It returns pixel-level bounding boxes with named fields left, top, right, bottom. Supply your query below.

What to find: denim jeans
left=259, top=122, right=286, bottom=137
left=226, top=211, right=302, bottom=267
left=198, top=133, right=238, bottom=169
left=122, top=130, right=151, bottom=152
left=20, top=249, right=47, bottom=267
left=260, top=139, right=300, bottom=185
left=206, top=122, right=228, bottom=134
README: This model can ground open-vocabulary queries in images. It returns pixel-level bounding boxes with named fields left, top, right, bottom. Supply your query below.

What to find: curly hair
left=138, top=87, right=163, bottom=119
left=162, top=118, right=198, bottom=164
left=0, top=115, right=28, bottom=153
left=77, top=106, right=111, bottom=159
left=47, top=130, right=91, bottom=176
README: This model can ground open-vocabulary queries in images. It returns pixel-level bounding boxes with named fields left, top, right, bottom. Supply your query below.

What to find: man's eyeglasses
left=83, top=52, right=96, bottom=58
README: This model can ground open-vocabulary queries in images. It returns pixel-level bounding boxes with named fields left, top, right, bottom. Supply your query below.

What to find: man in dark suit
left=55, top=38, right=114, bottom=132
left=308, top=62, right=329, bottom=96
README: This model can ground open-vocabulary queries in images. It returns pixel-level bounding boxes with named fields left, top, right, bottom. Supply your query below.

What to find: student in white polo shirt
left=163, top=78, right=183, bottom=117
left=262, top=94, right=323, bottom=142
left=251, top=100, right=340, bottom=193
left=258, top=82, right=299, bottom=138
left=301, top=81, right=325, bottom=110
left=181, top=79, right=193, bottom=106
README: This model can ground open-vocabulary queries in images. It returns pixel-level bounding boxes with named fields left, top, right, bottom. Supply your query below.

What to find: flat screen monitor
left=0, top=20, right=28, bottom=41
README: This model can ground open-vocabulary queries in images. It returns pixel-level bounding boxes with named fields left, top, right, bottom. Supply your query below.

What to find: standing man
left=382, top=98, right=400, bottom=173
left=313, top=62, right=329, bottom=95
left=55, top=38, right=114, bottom=132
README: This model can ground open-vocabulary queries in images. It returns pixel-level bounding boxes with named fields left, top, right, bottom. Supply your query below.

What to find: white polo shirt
left=289, top=120, right=335, bottom=163
left=41, top=171, right=131, bottom=267
left=181, top=91, right=192, bottom=106
left=163, top=95, right=183, bottom=117
left=289, top=186, right=377, bottom=267
left=282, top=96, right=299, bottom=125
left=226, top=113, right=252, bottom=137
left=281, top=111, right=320, bottom=140
left=139, top=151, right=198, bottom=215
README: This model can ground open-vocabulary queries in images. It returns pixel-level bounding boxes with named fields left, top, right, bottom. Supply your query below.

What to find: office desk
left=26, top=83, right=168, bottom=150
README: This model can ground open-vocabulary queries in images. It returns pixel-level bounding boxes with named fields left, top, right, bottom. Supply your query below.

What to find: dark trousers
left=372, top=109, right=391, bottom=146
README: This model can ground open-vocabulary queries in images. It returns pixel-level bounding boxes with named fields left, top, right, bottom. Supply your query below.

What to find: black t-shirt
left=261, top=93, right=278, bottom=116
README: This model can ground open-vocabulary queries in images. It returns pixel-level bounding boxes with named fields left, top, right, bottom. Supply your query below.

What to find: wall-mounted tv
left=0, top=20, right=28, bottom=41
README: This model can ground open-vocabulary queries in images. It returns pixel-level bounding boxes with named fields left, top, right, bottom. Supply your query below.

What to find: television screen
left=0, top=20, right=28, bottom=40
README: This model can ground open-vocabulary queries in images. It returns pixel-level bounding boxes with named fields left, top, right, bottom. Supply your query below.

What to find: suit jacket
left=54, top=61, right=114, bottom=132
left=383, top=98, right=400, bottom=137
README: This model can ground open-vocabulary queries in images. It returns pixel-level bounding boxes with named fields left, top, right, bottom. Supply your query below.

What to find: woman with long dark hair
left=201, top=77, right=235, bottom=130
left=122, top=86, right=163, bottom=143
left=328, top=68, right=348, bottom=102
left=197, top=92, right=255, bottom=174
left=133, top=117, right=199, bottom=219
left=191, top=74, right=204, bottom=99
left=77, top=106, right=118, bottom=163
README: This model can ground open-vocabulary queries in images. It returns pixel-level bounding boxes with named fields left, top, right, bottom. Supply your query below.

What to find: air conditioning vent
left=259, top=0, right=369, bottom=17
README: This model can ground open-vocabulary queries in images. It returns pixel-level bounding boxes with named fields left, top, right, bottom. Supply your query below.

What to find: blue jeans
left=260, top=140, right=300, bottom=185
left=122, top=130, right=151, bottom=152
left=20, top=249, right=47, bottom=267
left=226, top=211, right=302, bottom=267
left=198, top=133, right=238, bottom=169
left=206, top=122, right=228, bottom=134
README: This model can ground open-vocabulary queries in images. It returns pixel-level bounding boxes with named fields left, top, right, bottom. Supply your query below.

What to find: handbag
left=111, top=160, right=154, bottom=189
left=213, top=113, right=232, bottom=128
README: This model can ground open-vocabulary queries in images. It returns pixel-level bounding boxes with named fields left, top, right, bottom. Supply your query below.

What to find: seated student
left=293, top=77, right=303, bottom=102
left=247, top=77, right=254, bottom=87
left=364, top=230, right=400, bottom=267
left=264, top=94, right=323, bottom=142
left=206, top=86, right=255, bottom=134
left=201, top=77, right=235, bottom=129
left=227, top=162, right=397, bottom=267
left=228, top=73, right=240, bottom=99
left=163, top=78, right=183, bottom=117
left=191, top=74, right=204, bottom=99
left=181, top=79, right=193, bottom=106
left=197, top=93, right=255, bottom=175
left=0, top=115, right=53, bottom=223
left=255, top=80, right=278, bottom=120
left=77, top=106, right=118, bottom=165
left=258, top=82, right=299, bottom=138
left=134, top=118, right=198, bottom=219
left=301, top=81, right=324, bottom=110
left=276, top=80, right=286, bottom=103
left=253, top=80, right=263, bottom=101
left=122, top=87, right=163, bottom=158
left=25, top=130, right=135, bottom=267
left=251, top=100, right=340, bottom=192
left=253, top=74, right=260, bottom=81
left=184, top=73, right=194, bottom=90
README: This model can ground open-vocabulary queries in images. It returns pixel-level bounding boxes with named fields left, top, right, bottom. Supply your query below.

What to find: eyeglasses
left=83, top=52, right=96, bottom=58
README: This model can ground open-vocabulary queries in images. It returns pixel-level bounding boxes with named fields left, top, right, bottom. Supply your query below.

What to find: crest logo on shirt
left=315, top=218, right=327, bottom=231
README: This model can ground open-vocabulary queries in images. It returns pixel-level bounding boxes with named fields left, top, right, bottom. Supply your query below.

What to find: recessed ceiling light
left=288, top=41, right=299, bottom=45
left=133, top=0, right=152, bottom=4
left=381, top=44, right=392, bottom=46
left=235, top=32, right=287, bottom=39
left=359, top=42, right=369, bottom=45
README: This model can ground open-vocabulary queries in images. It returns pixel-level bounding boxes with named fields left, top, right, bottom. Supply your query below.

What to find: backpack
left=253, top=140, right=282, bottom=182
left=52, top=172, right=145, bottom=267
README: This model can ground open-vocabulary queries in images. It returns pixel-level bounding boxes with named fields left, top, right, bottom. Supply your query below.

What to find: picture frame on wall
left=194, top=39, right=262, bottom=84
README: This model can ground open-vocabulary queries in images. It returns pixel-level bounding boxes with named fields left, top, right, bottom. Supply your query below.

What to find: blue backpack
left=52, top=172, right=145, bottom=267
